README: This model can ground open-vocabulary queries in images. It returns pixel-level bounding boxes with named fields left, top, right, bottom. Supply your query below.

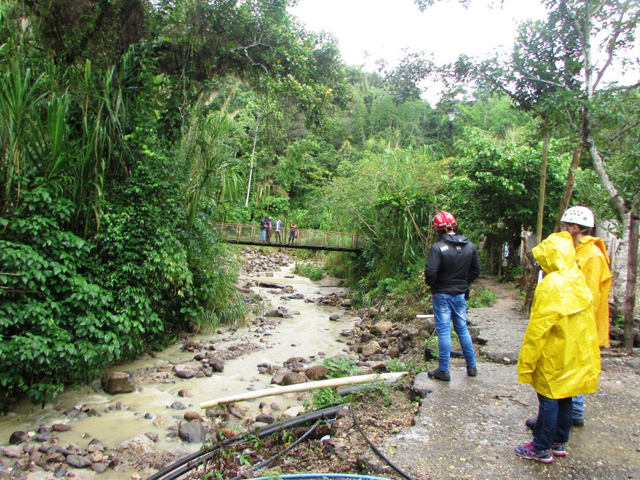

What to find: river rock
left=329, top=314, right=341, bottom=321
left=117, top=435, right=156, bottom=456
left=145, top=431, right=159, bottom=442
left=178, top=389, right=194, bottom=398
left=282, top=405, right=304, bottom=418
left=178, top=422, right=205, bottom=443
left=169, top=401, right=187, bottom=410
left=206, top=356, right=225, bottom=372
left=35, top=432, right=52, bottom=442
left=66, top=454, right=92, bottom=468
left=360, top=332, right=375, bottom=343
left=52, top=424, right=72, bottom=432
left=92, top=462, right=109, bottom=473
left=282, top=372, right=307, bottom=385
left=270, top=368, right=292, bottom=385
left=184, top=411, right=202, bottom=421
left=101, top=372, right=135, bottom=394
left=3, top=445, right=23, bottom=458
left=9, top=431, right=29, bottom=445
left=388, top=345, right=401, bottom=358
left=362, top=341, right=382, bottom=357
left=255, top=413, right=275, bottom=424
left=371, top=321, right=394, bottom=335
left=306, top=365, right=329, bottom=380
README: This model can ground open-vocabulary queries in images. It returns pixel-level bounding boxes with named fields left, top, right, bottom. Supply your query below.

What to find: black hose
left=227, top=419, right=322, bottom=480
left=148, top=403, right=349, bottom=480
left=349, top=405, right=415, bottom=480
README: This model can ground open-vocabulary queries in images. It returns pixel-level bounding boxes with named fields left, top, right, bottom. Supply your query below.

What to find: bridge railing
left=213, top=222, right=367, bottom=251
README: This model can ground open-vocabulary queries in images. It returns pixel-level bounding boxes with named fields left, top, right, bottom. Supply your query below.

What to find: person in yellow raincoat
left=561, top=205, right=611, bottom=426
left=515, top=231, right=601, bottom=463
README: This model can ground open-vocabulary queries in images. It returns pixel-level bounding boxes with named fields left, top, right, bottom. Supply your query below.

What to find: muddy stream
left=0, top=251, right=357, bottom=479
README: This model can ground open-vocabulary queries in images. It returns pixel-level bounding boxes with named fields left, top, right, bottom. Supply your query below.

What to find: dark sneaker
left=427, top=368, right=450, bottom=382
left=525, top=417, right=537, bottom=429
left=551, top=443, right=567, bottom=457
left=514, top=442, right=554, bottom=464
left=572, top=418, right=585, bottom=427
left=467, top=365, right=477, bottom=377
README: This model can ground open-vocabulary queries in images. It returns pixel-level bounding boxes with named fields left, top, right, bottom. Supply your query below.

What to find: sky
left=289, top=0, right=548, bottom=70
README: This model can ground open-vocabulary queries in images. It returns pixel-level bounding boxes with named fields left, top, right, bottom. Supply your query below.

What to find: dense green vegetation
left=1, top=0, right=639, bottom=409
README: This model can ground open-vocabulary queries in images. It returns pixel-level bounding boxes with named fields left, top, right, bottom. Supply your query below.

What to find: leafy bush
left=0, top=188, right=125, bottom=409
left=304, top=387, right=342, bottom=410
left=293, top=262, right=324, bottom=281
left=322, top=357, right=362, bottom=378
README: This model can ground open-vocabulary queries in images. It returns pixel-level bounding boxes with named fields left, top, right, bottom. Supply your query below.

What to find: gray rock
left=175, top=369, right=195, bottom=379
left=362, top=341, right=382, bottom=357
left=169, top=402, right=187, bottom=410
left=116, top=435, right=156, bottom=456
left=101, top=372, right=135, bottom=394
left=178, top=422, right=205, bottom=443
left=66, top=454, right=92, bottom=468
left=329, top=314, right=341, bottom=321
left=255, top=413, right=275, bottom=424
left=411, top=372, right=434, bottom=398
left=35, top=433, right=52, bottom=442
left=144, top=432, right=159, bottom=442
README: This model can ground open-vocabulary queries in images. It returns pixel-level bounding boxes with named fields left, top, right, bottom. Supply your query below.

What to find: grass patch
left=467, top=287, right=498, bottom=308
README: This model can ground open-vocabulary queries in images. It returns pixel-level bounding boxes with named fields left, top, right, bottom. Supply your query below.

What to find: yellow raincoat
left=517, top=232, right=601, bottom=399
left=575, top=235, right=612, bottom=347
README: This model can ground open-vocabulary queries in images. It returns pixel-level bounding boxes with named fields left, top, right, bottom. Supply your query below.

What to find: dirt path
left=379, top=276, right=640, bottom=479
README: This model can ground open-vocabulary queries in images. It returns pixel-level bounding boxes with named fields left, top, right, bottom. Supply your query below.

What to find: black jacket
left=425, top=233, right=481, bottom=295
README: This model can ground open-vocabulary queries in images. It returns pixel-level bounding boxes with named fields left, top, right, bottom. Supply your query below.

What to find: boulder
left=281, top=372, right=307, bottom=386
left=101, top=372, right=135, bottom=394
left=116, top=435, right=156, bottom=456
left=178, top=422, right=205, bottom=443
left=306, top=365, right=329, bottom=380
left=371, top=321, right=394, bottom=335
left=255, top=413, right=275, bottom=424
left=362, top=341, right=382, bottom=357
left=9, top=431, right=29, bottom=445
left=282, top=405, right=304, bottom=418
left=52, top=424, right=72, bottom=432
left=184, top=411, right=202, bottom=421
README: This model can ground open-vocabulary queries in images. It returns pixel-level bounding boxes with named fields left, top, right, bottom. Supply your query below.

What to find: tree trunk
left=622, top=208, right=639, bottom=348
left=555, top=142, right=583, bottom=232
left=588, top=140, right=629, bottom=317
left=536, top=129, right=550, bottom=243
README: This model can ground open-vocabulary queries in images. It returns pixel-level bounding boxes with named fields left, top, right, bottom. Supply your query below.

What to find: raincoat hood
left=533, top=231, right=574, bottom=274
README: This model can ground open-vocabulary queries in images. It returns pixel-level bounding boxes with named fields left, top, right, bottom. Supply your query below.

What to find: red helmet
left=433, top=211, right=457, bottom=231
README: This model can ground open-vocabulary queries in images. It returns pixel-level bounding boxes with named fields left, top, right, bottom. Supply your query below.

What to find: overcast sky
left=289, top=0, right=547, bottom=70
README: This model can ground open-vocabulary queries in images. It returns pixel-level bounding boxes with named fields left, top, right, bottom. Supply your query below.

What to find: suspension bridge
left=213, top=222, right=367, bottom=253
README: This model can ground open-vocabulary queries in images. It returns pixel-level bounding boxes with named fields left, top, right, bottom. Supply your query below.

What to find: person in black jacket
left=424, top=211, right=480, bottom=381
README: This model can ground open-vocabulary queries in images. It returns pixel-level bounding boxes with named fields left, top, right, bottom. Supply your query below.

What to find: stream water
left=0, top=255, right=356, bottom=479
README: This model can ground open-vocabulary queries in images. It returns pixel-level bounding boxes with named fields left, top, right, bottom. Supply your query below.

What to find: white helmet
left=560, top=206, right=595, bottom=228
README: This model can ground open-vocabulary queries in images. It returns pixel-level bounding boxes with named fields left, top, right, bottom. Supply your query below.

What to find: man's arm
left=424, top=246, right=440, bottom=287
left=468, top=246, right=481, bottom=285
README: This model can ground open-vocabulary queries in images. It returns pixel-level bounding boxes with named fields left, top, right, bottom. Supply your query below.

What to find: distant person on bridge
left=267, top=217, right=273, bottom=244
left=274, top=217, right=283, bottom=243
left=515, top=231, right=600, bottom=464
left=424, top=210, right=480, bottom=382
left=288, top=221, right=297, bottom=245
left=259, top=216, right=268, bottom=243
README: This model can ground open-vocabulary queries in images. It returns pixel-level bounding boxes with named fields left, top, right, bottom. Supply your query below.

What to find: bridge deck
left=213, top=223, right=366, bottom=252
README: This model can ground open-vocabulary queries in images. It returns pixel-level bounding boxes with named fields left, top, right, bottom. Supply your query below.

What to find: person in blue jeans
left=424, top=211, right=480, bottom=381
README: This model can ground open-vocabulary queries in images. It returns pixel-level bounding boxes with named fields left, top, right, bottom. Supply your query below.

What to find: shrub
left=467, top=287, right=498, bottom=308
left=0, top=188, right=125, bottom=409
left=293, top=262, right=324, bottom=281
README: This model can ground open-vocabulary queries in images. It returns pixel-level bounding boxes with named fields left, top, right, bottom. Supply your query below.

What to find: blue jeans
left=532, top=393, right=572, bottom=450
left=260, top=228, right=266, bottom=241
left=572, top=394, right=584, bottom=420
left=432, top=293, right=476, bottom=372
